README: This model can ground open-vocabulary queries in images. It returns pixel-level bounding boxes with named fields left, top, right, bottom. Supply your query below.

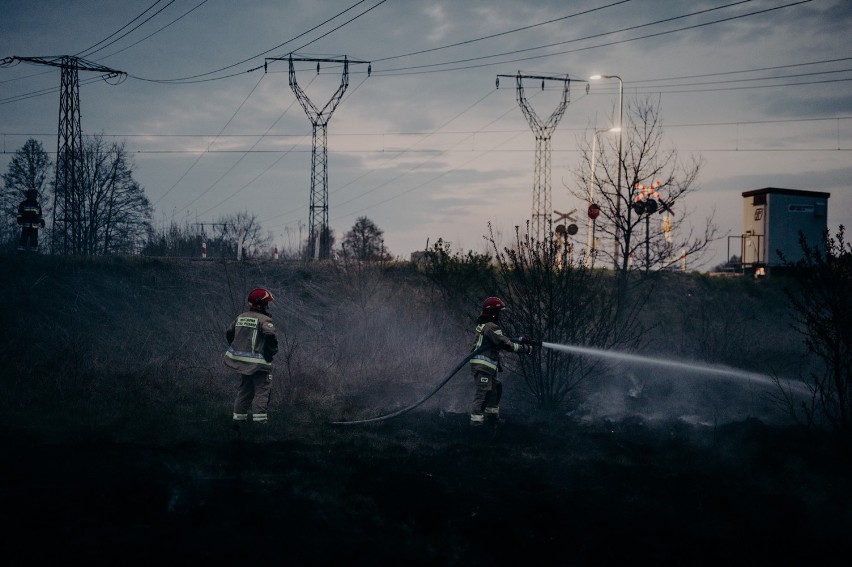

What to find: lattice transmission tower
left=265, top=54, right=370, bottom=260
left=0, top=56, right=124, bottom=254
left=497, top=72, right=571, bottom=243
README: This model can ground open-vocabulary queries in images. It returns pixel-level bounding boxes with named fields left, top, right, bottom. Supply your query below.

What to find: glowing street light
left=589, top=74, right=623, bottom=269
left=586, top=126, right=620, bottom=268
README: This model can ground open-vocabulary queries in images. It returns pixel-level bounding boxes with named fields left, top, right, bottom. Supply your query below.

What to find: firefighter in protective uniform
left=469, top=297, right=533, bottom=426
left=224, top=288, right=279, bottom=429
left=17, top=189, right=45, bottom=253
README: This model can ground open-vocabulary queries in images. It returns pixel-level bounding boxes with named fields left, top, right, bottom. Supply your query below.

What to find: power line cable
left=371, top=1, right=812, bottom=76
left=268, top=89, right=557, bottom=230
left=289, top=0, right=388, bottom=54
left=152, top=72, right=266, bottom=207
left=372, top=0, right=635, bottom=63
left=129, top=0, right=378, bottom=83
left=0, top=75, right=108, bottom=104
left=0, top=68, right=53, bottom=85
left=630, top=56, right=852, bottom=85
left=194, top=75, right=334, bottom=218
left=638, top=75, right=852, bottom=94
left=261, top=86, right=502, bottom=226
left=117, top=0, right=384, bottom=86
left=95, top=0, right=211, bottom=62
left=170, top=71, right=372, bottom=220
left=75, top=1, right=173, bottom=58
left=625, top=68, right=852, bottom=90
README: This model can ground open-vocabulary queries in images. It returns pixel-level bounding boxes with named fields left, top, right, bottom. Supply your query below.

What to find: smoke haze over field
left=2, top=1, right=850, bottom=267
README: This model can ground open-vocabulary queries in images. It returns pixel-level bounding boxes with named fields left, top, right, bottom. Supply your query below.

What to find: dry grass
left=0, top=254, right=813, bottom=444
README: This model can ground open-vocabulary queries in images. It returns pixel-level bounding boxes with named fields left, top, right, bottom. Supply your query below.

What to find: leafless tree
left=213, top=211, right=273, bottom=259
left=570, top=96, right=718, bottom=275
left=52, top=134, right=152, bottom=255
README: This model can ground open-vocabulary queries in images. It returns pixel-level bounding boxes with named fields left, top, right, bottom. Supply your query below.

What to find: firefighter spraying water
left=468, top=297, right=536, bottom=426
left=331, top=297, right=539, bottom=426
left=330, top=301, right=808, bottom=426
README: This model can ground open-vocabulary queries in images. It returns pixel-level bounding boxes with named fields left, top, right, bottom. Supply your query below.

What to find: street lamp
left=585, top=126, right=620, bottom=268
left=589, top=74, right=623, bottom=270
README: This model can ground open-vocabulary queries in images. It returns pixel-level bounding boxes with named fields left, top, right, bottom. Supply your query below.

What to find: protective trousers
left=233, top=371, right=272, bottom=423
left=471, top=370, right=502, bottom=418
left=18, top=227, right=39, bottom=252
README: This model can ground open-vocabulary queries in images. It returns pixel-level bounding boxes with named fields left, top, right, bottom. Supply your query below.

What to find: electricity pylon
left=497, top=72, right=571, bottom=243
left=1, top=56, right=124, bottom=254
left=265, top=54, right=370, bottom=260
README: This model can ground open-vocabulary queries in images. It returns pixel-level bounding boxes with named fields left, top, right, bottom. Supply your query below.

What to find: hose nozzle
left=516, top=335, right=542, bottom=347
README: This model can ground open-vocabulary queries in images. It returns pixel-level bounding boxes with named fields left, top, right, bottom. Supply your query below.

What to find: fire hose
left=329, top=337, right=540, bottom=426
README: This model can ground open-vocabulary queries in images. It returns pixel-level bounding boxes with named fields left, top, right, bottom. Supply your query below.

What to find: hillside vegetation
left=0, top=253, right=812, bottom=443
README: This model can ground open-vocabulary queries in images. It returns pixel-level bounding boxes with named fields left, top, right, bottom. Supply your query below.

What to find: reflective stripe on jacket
left=17, top=200, right=44, bottom=227
left=469, top=321, right=522, bottom=375
left=224, top=311, right=278, bottom=375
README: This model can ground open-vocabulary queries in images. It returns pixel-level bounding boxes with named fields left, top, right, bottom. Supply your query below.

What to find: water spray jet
left=541, top=342, right=810, bottom=397
left=329, top=340, right=809, bottom=426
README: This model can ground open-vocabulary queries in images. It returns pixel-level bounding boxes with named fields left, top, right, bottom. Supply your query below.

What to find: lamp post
left=586, top=127, right=620, bottom=268
left=590, top=74, right=623, bottom=270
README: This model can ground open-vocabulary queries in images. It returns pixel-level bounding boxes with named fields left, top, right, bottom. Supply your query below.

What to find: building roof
left=742, top=187, right=831, bottom=198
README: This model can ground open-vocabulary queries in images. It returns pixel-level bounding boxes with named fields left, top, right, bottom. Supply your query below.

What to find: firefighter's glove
left=519, top=343, right=533, bottom=355
left=520, top=334, right=542, bottom=347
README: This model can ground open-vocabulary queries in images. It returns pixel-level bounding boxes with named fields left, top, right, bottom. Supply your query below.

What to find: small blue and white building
left=732, top=187, right=830, bottom=275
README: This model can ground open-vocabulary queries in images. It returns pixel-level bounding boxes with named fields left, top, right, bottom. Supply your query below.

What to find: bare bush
left=779, top=226, right=852, bottom=441
left=485, top=222, right=647, bottom=411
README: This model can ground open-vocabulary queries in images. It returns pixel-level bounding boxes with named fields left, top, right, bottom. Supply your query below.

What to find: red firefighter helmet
left=481, top=296, right=506, bottom=316
left=247, top=288, right=274, bottom=310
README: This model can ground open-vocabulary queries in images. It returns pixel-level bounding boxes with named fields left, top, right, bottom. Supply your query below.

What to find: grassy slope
left=0, top=254, right=817, bottom=441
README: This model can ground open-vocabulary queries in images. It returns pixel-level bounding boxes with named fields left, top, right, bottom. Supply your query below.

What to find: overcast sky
left=2, top=0, right=850, bottom=267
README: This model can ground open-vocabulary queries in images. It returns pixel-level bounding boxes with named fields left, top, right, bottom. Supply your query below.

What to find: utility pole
left=1, top=56, right=124, bottom=255
left=497, top=72, right=571, bottom=243
left=194, top=221, right=229, bottom=259
left=265, top=54, right=370, bottom=260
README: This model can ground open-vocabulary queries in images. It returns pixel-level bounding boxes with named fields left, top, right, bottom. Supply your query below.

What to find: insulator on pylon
left=367, top=63, right=371, bottom=77
left=541, top=80, right=545, bottom=90
left=317, top=62, right=320, bottom=74
left=496, top=77, right=499, bottom=89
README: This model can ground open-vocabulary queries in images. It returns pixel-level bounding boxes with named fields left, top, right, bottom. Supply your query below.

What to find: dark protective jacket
left=224, top=309, right=279, bottom=375
left=17, top=196, right=45, bottom=228
left=469, top=320, right=525, bottom=376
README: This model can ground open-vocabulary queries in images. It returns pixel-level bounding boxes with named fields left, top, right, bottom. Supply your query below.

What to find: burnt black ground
left=2, top=411, right=850, bottom=566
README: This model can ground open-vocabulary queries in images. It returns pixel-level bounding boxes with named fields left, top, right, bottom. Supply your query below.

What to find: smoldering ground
left=1, top=256, right=850, bottom=564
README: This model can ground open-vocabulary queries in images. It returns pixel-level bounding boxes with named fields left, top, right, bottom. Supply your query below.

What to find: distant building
left=730, top=187, right=830, bottom=275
